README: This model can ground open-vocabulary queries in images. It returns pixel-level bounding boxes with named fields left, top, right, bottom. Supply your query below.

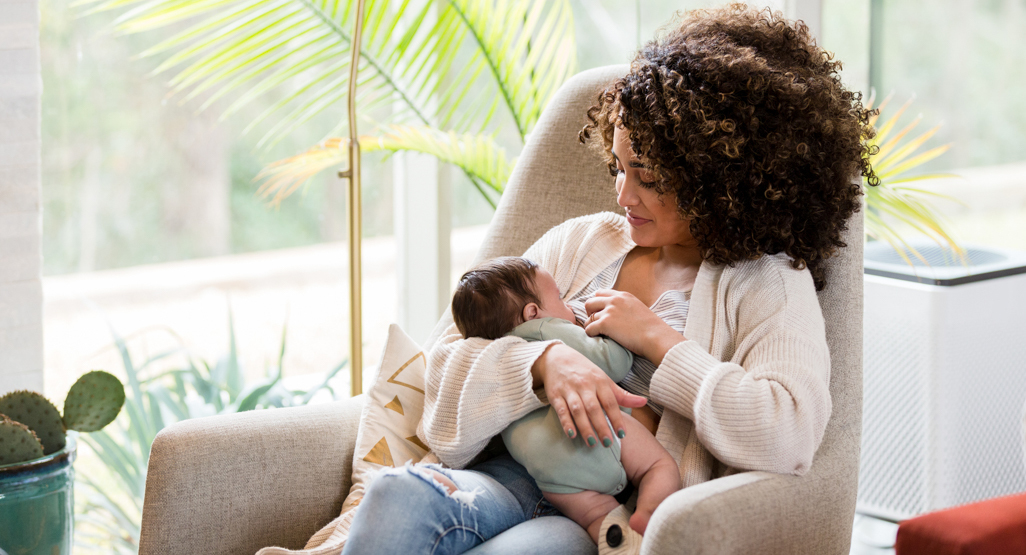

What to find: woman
left=342, top=4, right=875, bottom=554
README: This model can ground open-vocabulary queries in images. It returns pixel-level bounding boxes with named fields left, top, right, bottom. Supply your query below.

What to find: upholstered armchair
left=138, top=65, right=864, bottom=555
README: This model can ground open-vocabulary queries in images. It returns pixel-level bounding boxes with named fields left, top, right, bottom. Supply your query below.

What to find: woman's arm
left=584, top=265, right=832, bottom=475
left=511, top=317, right=634, bottom=381
left=649, top=268, right=832, bottom=476
left=420, top=323, right=557, bottom=469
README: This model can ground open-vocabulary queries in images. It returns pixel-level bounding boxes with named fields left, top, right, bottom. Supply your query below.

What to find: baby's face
left=531, top=268, right=577, bottom=323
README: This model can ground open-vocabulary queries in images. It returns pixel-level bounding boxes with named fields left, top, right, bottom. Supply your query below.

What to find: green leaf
left=363, top=125, right=515, bottom=192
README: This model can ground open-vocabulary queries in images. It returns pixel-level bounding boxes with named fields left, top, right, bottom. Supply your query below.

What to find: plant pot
left=0, top=432, right=77, bottom=555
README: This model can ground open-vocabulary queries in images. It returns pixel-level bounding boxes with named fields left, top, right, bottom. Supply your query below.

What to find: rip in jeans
left=383, top=463, right=486, bottom=511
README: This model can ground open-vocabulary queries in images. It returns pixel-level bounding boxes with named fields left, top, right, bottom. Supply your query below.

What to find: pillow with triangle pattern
left=342, top=323, right=432, bottom=514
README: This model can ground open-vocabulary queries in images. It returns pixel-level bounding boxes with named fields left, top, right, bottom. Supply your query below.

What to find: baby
left=451, top=256, right=680, bottom=551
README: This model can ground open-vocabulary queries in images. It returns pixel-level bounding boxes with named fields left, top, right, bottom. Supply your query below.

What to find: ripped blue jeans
left=340, top=453, right=595, bottom=555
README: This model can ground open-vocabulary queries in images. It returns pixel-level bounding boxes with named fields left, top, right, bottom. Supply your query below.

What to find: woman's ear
left=522, top=302, right=540, bottom=322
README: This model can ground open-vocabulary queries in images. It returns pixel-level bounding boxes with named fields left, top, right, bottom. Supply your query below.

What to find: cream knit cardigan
left=420, top=212, right=833, bottom=487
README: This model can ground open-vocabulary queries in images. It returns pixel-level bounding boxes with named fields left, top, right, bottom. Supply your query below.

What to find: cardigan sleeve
left=419, top=326, right=557, bottom=469
left=648, top=263, right=832, bottom=476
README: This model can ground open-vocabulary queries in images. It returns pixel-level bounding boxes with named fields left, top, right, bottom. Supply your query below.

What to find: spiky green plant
left=78, top=0, right=577, bottom=208
left=0, top=416, right=45, bottom=465
left=0, top=372, right=125, bottom=465
left=0, top=392, right=65, bottom=455
left=864, top=94, right=963, bottom=263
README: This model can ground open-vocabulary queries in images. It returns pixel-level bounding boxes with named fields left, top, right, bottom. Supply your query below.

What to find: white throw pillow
left=257, top=323, right=431, bottom=555
left=342, top=323, right=431, bottom=512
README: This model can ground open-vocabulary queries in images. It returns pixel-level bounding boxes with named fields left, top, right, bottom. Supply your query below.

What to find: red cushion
left=895, top=492, right=1026, bottom=555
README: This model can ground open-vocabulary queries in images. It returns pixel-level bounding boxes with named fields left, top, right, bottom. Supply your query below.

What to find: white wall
left=0, top=0, right=43, bottom=395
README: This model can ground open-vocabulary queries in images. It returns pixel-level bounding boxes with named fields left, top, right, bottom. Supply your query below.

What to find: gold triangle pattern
left=405, top=435, right=429, bottom=452
left=387, top=352, right=426, bottom=394
left=363, top=437, right=394, bottom=467
left=384, top=395, right=404, bottom=415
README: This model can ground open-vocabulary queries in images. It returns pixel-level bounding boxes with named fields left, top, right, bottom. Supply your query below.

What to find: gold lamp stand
left=338, top=0, right=366, bottom=396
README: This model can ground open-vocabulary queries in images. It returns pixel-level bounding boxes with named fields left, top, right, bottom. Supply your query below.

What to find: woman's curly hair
left=580, top=4, right=877, bottom=291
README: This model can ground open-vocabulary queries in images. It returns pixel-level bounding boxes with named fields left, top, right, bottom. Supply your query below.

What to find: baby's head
left=452, top=256, right=576, bottom=340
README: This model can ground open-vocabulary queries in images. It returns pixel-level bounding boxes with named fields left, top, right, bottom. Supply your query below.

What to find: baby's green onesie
left=501, top=317, right=634, bottom=495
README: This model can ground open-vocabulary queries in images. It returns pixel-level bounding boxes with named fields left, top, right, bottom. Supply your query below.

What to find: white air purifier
left=858, top=241, right=1026, bottom=522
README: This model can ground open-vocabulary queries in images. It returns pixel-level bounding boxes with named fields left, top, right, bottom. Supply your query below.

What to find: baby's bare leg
left=618, top=414, right=681, bottom=535
left=543, top=490, right=621, bottom=543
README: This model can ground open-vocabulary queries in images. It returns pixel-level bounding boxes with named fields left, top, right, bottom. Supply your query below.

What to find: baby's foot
left=628, top=510, right=652, bottom=535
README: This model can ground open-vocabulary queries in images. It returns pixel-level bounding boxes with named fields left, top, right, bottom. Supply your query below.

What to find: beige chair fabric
left=139, top=398, right=364, bottom=554
left=139, top=65, right=863, bottom=555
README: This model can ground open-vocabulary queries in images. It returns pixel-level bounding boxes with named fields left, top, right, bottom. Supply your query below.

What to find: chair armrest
left=643, top=466, right=855, bottom=555
left=139, top=395, right=365, bottom=555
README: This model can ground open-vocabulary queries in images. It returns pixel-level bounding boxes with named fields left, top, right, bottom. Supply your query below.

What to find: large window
left=40, top=0, right=495, bottom=397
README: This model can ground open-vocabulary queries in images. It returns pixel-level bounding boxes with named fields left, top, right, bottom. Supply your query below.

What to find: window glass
left=823, top=0, right=1026, bottom=250
left=573, top=0, right=736, bottom=71
left=41, top=0, right=389, bottom=396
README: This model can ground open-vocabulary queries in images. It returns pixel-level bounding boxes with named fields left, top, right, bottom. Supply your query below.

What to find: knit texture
left=421, top=212, right=832, bottom=485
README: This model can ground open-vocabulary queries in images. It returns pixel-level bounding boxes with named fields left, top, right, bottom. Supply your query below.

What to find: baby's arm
left=510, top=317, right=634, bottom=382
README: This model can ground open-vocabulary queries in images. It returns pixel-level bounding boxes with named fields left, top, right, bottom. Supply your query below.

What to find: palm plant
left=863, top=94, right=963, bottom=263
left=79, top=0, right=577, bottom=208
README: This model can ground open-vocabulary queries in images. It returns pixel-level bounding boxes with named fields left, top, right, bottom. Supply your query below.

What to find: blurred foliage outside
left=74, top=312, right=346, bottom=553
left=41, top=0, right=395, bottom=275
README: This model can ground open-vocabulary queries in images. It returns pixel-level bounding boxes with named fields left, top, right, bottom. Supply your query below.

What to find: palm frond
left=446, top=0, right=576, bottom=139
left=79, top=0, right=574, bottom=147
left=256, top=125, right=513, bottom=206
left=364, top=125, right=513, bottom=193
left=256, top=137, right=349, bottom=203
left=864, top=94, right=963, bottom=259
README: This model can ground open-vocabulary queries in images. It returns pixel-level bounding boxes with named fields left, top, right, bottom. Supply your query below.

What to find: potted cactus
left=0, top=370, right=125, bottom=555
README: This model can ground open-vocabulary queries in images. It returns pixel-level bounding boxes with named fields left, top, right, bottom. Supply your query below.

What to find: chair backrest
left=431, top=64, right=863, bottom=509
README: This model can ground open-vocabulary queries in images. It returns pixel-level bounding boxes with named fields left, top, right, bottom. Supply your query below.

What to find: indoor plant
left=0, top=371, right=125, bottom=555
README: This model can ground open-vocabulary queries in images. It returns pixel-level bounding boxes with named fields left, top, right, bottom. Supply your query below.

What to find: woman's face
left=612, top=126, right=695, bottom=249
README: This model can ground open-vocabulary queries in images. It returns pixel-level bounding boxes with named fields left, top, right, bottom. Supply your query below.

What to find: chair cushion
left=895, top=493, right=1026, bottom=555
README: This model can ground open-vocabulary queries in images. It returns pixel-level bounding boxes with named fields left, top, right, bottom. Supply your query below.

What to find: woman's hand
left=532, top=344, right=648, bottom=447
left=583, top=289, right=686, bottom=365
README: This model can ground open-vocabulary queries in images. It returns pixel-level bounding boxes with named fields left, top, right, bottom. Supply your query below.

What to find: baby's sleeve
left=510, top=318, right=634, bottom=382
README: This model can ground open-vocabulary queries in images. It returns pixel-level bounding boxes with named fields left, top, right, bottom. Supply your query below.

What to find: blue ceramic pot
left=0, top=432, right=77, bottom=555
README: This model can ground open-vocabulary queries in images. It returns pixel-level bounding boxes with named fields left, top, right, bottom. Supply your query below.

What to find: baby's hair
left=452, top=256, right=541, bottom=340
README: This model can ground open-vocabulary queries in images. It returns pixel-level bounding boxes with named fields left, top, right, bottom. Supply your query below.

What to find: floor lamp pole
left=339, top=0, right=365, bottom=396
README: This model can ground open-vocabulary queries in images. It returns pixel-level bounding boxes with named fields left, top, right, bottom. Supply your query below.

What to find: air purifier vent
left=858, top=241, right=1026, bottom=522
